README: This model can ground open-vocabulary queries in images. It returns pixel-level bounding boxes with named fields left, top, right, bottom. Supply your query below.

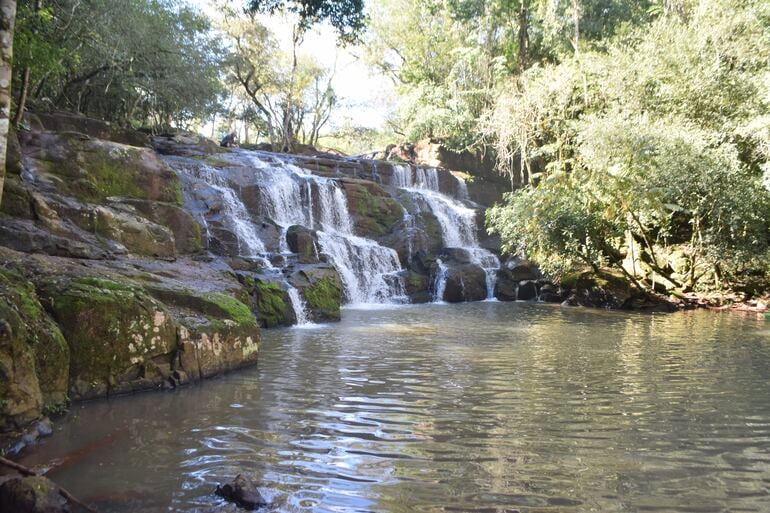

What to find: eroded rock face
left=39, top=277, right=177, bottom=399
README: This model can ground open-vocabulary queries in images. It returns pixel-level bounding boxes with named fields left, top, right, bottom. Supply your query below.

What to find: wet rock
left=286, top=225, right=320, bottom=264
left=340, top=180, right=402, bottom=238
left=215, top=474, right=266, bottom=510
left=517, top=281, right=539, bottom=301
left=403, top=270, right=431, bottom=303
left=0, top=476, right=71, bottom=513
left=440, top=263, right=487, bottom=303
left=289, top=265, right=343, bottom=322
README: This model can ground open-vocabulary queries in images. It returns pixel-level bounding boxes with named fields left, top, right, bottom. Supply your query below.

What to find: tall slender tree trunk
left=12, top=0, right=39, bottom=127
left=517, top=2, right=529, bottom=71
left=0, top=0, right=17, bottom=209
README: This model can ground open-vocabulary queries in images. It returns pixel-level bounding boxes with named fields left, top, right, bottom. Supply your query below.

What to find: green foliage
left=13, top=0, right=224, bottom=130
left=486, top=0, right=770, bottom=295
left=248, top=0, right=366, bottom=43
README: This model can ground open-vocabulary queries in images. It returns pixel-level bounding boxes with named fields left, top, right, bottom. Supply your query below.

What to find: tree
left=221, top=8, right=338, bottom=151
left=248, top=0, right=365, bottom=42
left=0, top=0, right=17, bottom=209
left=486, top=0, right=770, bottom=295
left=11, top=0, right=224, bottom=130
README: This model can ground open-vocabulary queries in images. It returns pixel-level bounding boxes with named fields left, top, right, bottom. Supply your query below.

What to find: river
left=19, top=303, right=770, bottom=512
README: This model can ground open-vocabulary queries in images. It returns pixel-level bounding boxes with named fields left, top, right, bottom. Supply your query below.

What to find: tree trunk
left=0, top=0, right=17, bottom=210
left=517, top=2, right=529, bottom=71
left=11, top=0, right=38, bottom=127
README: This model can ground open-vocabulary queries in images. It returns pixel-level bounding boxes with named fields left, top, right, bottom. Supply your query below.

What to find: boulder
left=286, top=225, right=319, bottom=264
left=439, top=263, right=488, bottom=303
left=403, top=270, right=431, bottom=303
left=111, top=199, right=203, bottom=254
left=289, top=266, right=343, bottom=322
left=93, top=206, right=177, bottom=259
left=27, top=111, right=149, bottom=148
left=238, top=275, right=295, bottom=328
left=37, top=277, right=177, bottom=399
left=20, top=131, right=182, bottom=205
left=0, top=270, right=69, bottom=439
left=0, top=476, right=71, bottom=513
left=340, top=179, right=403, bottom=238
left=215, top=474, right=266, bottom=510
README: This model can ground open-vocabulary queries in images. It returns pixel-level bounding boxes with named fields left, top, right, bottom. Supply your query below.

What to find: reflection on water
left=21, top=303, right=770, bottom=512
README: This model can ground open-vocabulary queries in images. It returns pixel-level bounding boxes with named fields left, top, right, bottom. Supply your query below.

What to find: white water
left=286, top=285, right=310, bottom=325
left=231, top=152, right=405, bottom=306
left=186, top=163, right=266, bottom=257
left=390, top=164, right=500, bottom=301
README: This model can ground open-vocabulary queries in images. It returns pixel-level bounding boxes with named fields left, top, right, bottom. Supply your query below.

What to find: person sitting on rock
left=220, top=131, right=238, bottom=148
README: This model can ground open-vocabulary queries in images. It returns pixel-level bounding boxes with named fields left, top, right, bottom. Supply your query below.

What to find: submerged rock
left=0, top=476, right=71, bottom=513
left=215, top=474, right=267, bottom=510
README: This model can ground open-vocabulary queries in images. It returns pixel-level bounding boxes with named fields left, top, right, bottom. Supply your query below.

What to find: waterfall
left=184, top=162, right=266, bottom=257
left=201, top=151, right=406, bottom=306
left=286, top=285, right=310, bottom=325
left=391, top=166, right=500, bottom=302
left=433, top=259, right=448, bottom=302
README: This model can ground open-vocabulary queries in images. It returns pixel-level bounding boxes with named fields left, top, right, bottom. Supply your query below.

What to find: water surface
left=21, top=303, right=770, bottom=512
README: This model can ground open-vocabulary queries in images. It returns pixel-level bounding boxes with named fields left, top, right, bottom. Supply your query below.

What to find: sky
left=188, top=0, right=396, bottom=131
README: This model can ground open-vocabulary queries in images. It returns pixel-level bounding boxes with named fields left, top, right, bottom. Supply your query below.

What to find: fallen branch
left=0, top=456, right=100, bottom=513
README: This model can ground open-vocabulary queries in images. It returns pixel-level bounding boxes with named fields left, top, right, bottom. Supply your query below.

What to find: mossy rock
left=38, top=277, right=177, bottom=399
left=302, top=273, right=342, bottom=322
left=24, top=132, right=182, bottom=205
left=0, top=269, right=69, bottom=422
left=341, top=181, right=403, bottom=238
left=252, top=280, right=294, bottom=328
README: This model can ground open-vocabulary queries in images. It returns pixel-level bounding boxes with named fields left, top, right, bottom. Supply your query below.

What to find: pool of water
left=19, top=302, right=770, bottom=512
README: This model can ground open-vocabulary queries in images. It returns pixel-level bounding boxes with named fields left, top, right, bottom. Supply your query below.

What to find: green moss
left=204, top=155, right=234, bottom=168
left=254, top=281, right=292, bottom=328
left=0, top=269, right=70, bottom=416
left=202, top=293, right=257, bottom=328
left=304, top=276, right=342, bottom=320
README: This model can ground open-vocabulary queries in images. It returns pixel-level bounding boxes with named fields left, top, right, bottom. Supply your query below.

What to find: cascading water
left=192, top=151, right=406, bottom=306
left=390, top=164, right=500, bottom=302
left=186, top=162, right=267, bottom=257
left=286, top=286, right=310, bottom=325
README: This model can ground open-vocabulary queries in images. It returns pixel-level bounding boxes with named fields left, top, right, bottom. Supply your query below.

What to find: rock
left=286, top=225, right=319, bottom=264
left=240, top=276, right=295, bottom=328
left=439, top=263, right=487, bottom=303
left=111, top=199, right=203, bottom=254
left=93, top=206, right=177, bottom=259
left=20, top=130, right=182, bottom=205
left=289, top=266, right=343, bottom=322
left=0, top=269, right=69, bottom=437
left=37, top=276, right=177, bottom=399
left=0, top=219, right=113, bottom=260
left=403, top=270, right=431, bottom=303
left=28, top=111, right=150, bottom=148
left=152, top=133, right=224, bottom=158
left=215, top=474, right=266, bottom=510
left=517, top=281, right=539, bottom=301
left=340, top=180, right=402, bottom=238
left=0, top=476, right=71, bottom=513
